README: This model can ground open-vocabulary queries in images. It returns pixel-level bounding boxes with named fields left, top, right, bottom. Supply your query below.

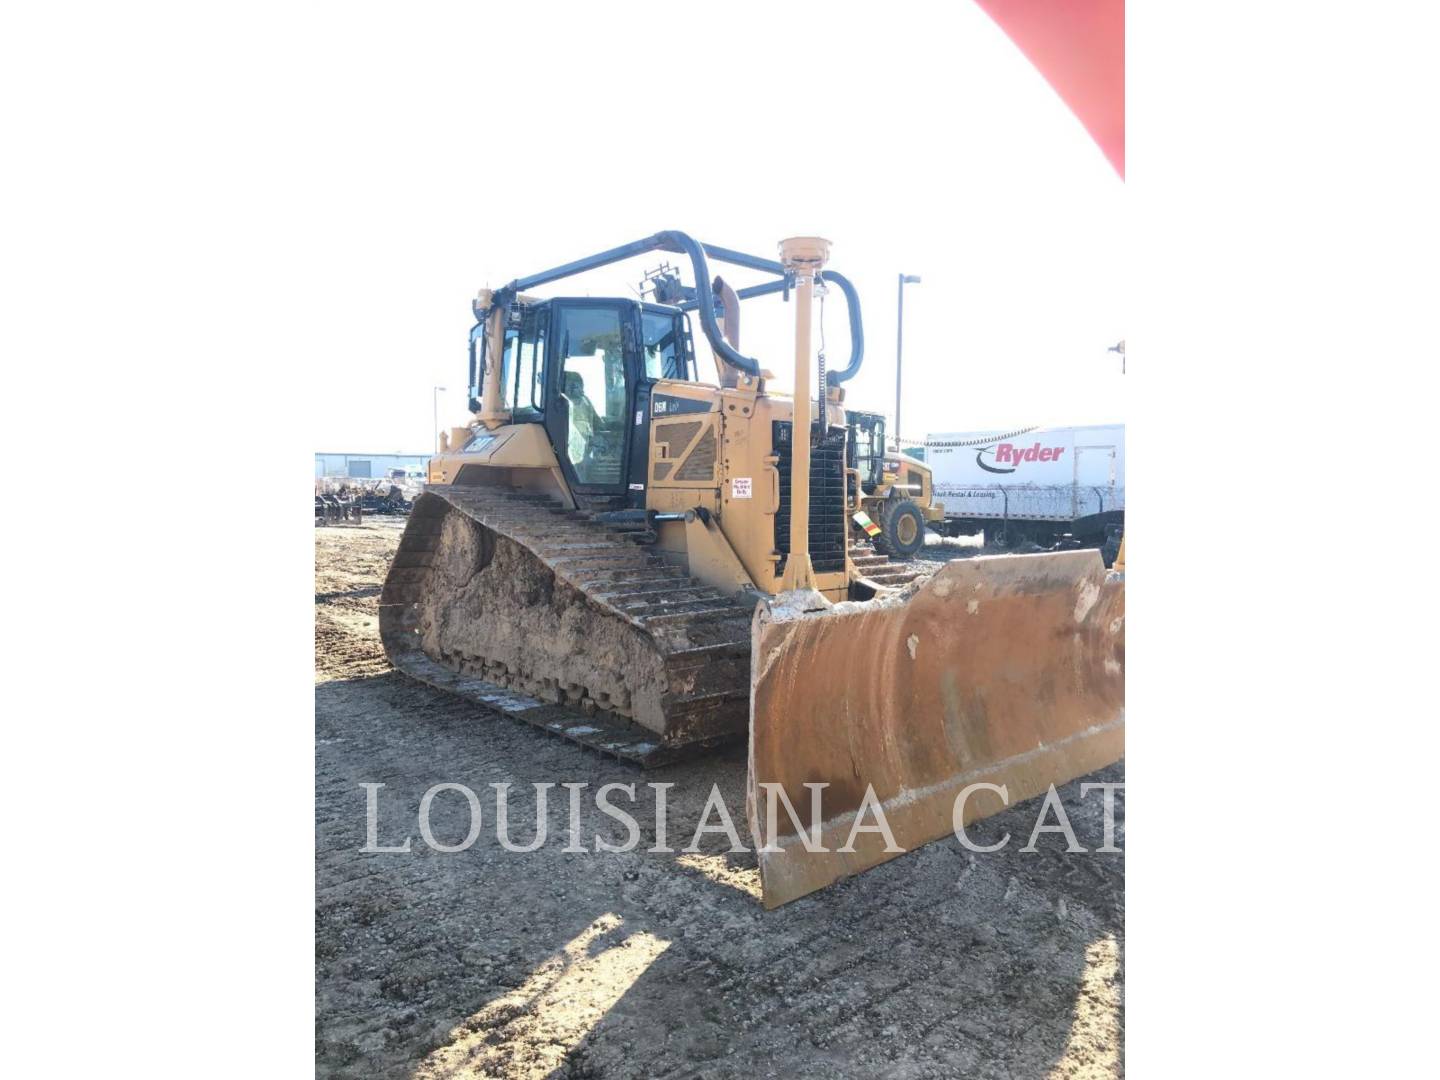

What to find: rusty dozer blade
left=747, top=549, right=1125, bottom=908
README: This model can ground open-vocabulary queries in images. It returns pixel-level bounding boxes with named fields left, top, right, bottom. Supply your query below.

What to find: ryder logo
left=976, top=441, right=1065, bottom=474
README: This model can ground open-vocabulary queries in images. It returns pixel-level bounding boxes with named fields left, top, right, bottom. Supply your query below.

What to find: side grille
left=675, top=431, right=718, bottom=480
left=773, top=421, right=848, bottom=575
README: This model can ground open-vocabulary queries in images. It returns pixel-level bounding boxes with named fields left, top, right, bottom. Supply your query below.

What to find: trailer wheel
left=876, top=500, right=926, bottom=558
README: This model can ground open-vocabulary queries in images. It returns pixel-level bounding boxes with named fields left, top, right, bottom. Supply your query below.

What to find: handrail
left=466, top=322, right=484, bottom=413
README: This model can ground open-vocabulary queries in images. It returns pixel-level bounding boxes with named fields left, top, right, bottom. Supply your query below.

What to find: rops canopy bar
left=472, top=230, right=865, bottom=384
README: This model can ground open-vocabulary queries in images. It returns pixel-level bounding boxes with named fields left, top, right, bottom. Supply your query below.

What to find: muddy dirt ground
left=316, top=521, right=1124, bottom=1079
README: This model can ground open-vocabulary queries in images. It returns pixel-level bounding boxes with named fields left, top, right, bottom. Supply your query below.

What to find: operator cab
left=846, top=410, right=887, bottom=491
left=470, top=298, right=699, bottom=502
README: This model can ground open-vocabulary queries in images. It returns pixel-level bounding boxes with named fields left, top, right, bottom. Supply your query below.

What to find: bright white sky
left=308, top=2, right=1125, bottom=454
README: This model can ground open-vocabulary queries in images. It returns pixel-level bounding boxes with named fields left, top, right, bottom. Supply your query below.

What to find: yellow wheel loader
left=845, top=409, right=945, bottom=558
left=380, top=231, right=1124, bottom=907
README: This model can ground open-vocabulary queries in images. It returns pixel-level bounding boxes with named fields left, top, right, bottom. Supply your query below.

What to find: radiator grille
left=773, top=421, right=847, bottom=576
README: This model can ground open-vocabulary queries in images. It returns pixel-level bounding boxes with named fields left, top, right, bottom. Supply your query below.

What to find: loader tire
left=876, top=499, right=926, bottom=558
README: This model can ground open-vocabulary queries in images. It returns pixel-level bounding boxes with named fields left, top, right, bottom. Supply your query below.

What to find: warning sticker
left=731, top=477, right=752, bottom=499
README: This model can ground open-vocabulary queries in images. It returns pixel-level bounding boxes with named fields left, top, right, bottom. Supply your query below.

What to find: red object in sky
left=975, top=0, right=1125, bottom=177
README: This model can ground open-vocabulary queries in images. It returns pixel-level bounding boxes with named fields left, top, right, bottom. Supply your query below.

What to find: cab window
left=499, top=306, right=546, bottom=415
left=557, top=306, right=627, bottom=485
left=641, top=310, right=693, bottom=381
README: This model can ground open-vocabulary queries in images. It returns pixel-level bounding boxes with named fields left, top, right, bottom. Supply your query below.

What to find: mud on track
left=316, top=522, right=1124, bottom=1079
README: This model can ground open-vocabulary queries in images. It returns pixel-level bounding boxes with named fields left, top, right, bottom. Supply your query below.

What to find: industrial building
left=314, top=452, right=429, bottom=480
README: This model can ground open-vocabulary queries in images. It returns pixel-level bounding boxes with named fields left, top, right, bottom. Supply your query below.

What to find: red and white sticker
left=731, top=477, right=752, bottom=499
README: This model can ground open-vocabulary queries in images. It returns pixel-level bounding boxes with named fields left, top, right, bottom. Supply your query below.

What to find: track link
left=380, top=486, right=755, bottom=766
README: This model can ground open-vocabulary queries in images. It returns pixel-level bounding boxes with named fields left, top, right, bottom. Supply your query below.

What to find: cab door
left=544, top=301, right=637, bottom=498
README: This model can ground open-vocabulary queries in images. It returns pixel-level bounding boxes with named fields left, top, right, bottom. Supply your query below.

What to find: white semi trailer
left=924, top=424, right=1124, bottom=557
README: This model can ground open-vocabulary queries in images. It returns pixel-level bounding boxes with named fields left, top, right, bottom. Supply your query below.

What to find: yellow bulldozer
left=380, top=231, right=1125, bottom=908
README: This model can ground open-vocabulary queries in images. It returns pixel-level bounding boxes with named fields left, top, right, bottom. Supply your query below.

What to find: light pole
left=1108, top=340, right=1125, bottom=375
left=895, top=273, right=921, bottom=447
left=433, top=386, right=446, bottom=454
